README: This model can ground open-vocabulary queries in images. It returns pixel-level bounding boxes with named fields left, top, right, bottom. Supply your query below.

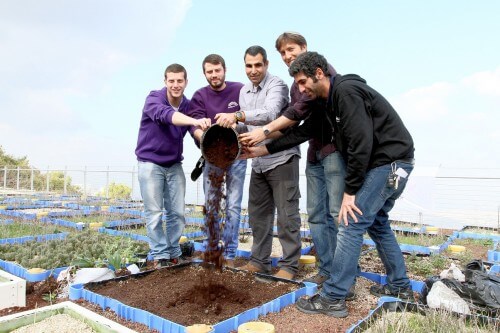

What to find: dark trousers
left=248, top=155, right=302, bottom=274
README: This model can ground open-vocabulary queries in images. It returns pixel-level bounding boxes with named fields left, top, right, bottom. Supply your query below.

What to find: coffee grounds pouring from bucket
left=200, top=125, right=241, bottom=269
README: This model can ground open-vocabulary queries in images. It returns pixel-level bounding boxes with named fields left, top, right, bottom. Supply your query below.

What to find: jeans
left=306, top=151, right=345, bottom=277
left=321, top=161, right=414, bottom=300
left=138, top=161, right=186, bottom=260
left=203, top=159, right=247, bottom=260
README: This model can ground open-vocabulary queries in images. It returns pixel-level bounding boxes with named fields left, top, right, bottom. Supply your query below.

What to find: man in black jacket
left=242, top=51, right=416, bottom=317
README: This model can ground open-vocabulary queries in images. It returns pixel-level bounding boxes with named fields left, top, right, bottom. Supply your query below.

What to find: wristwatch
left=235, top=111, right=244, bottom=123
left=263, top=126, right=270, bottom=136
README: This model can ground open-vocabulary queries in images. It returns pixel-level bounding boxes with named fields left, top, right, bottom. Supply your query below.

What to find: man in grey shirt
left=216, top=45, right=302, bottom=279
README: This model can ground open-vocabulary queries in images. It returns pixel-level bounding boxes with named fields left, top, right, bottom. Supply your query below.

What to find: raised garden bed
left=0, top=220, right=75, bottom=239
left=70, top=263, right=313, bottom=331
left=347, top=297, right=499, bottom=332
left=0, top=229, right=149, bottom=281
left=0, top=301, right=136, bottom=333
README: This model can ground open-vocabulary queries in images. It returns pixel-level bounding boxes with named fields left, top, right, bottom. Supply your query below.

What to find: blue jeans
left=138, top=161, right=185, bottom=260
left=306, top=151, right=345, bottom=277
left=321, top=161, right=414, bottom=300
left=203, top=159, right=247, bottom=260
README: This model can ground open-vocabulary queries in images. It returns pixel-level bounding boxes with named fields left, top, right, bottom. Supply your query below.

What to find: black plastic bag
left=423, top=260, right=500, bottom=316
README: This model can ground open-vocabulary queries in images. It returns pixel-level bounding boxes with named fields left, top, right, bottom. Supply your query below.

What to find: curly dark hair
left=288, top=51, right=329, bottom=79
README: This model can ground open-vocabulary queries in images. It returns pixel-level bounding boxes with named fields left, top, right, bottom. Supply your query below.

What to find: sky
left=1, top=0, right=499, bottom=173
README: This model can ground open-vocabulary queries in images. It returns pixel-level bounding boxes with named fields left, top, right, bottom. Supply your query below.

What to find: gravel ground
left=10, top=313, right=96, bottom=333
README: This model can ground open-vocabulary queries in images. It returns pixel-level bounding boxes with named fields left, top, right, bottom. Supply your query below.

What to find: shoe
left=170, top=256, right=190, bottom=265
left=153, top=258, right=172, bottom=269
left=369, top=284, right=414, bottom=301
left=238, top=262, right=267, bottom=274
left=274, top=269, right=295, bottom=280
left=296, top=294, right=348, bottom=318
left=346, top=284, right=356, bottom=301
left=303, top=274, right=329, bottom=286
left=225, top=259, right=235, bottom=268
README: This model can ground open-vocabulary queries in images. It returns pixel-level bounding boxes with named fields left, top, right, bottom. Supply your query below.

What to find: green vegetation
left=0, top=221, right=74, bottom=238
left=448, top=238, right=493, bottom=265
left=99, top=182, right=132, bottom=200
left=66, top=213, right=134, bottom=224
left=405, top=253, right=449, bottom=278
left=365, top=309, right=499, bottom=332
left=0, top=229, right=149, bottom=269
left=395, top=232, right=448, bottom=247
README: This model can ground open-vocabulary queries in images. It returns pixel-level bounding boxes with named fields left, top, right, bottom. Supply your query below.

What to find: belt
left=395, top=158, right=415, bottom=165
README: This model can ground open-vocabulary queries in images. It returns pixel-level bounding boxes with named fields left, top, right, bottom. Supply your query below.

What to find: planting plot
left=64, top=212, right=137, bottom=224
left=462, top=227, right=499, bottom=235
left=360, top=305, right=499, bottom=332
left=85, top=264, right=300, bottom=326
left=360, top=250, right=454, bottom=281
left=448, top=238, right=494, bottom=263
left=0, top=220, right=75, bottom=239
left=390, top=220, right=426, bottom=230
left=0, top=229, right=149, bottom=270
left=110, top=224, right=203, bottom=236
left=394, top=231, right=448, bottom=247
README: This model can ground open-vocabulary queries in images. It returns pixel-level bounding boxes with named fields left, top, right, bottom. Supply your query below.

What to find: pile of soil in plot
left=85, top=264, right=300, bottom=326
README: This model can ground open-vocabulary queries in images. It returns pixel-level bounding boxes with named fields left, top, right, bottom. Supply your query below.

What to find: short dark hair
left=202, top=54, right=226, bottom=72
left=244, top=45, right=268, bottom=63
left=164, top=63, right=187, bottom=80
left=275, top=32, right=307, bottom=51
left=288, top=51, right=329, bottom=78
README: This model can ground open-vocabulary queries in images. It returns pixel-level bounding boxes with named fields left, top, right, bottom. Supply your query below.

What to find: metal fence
left=1, top=165, right=499, bottom=230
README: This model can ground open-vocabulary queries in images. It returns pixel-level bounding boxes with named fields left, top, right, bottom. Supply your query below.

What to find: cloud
left=391, top=82, right=453, bottom=122
left=0, top=0, right=192, bottom=166
left=390, top=67, right=500, bottom=167
left=461, top=66, right=500, bottom=96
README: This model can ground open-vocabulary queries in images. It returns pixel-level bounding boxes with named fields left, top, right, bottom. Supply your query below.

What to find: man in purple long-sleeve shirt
left=185, top=54, right=245, bottom=267
left=135, top=63, right=210, bottom=268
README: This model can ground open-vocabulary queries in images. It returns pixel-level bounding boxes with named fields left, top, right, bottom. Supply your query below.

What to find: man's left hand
left=239, top=128, right=266, bottom=147
left=340, top=193, right=363, bottom=226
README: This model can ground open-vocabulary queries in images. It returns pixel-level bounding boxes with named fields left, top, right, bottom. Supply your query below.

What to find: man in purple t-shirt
left=135, top=63, right=210, bottom=268
left=186, top=54, right=246, bottom=267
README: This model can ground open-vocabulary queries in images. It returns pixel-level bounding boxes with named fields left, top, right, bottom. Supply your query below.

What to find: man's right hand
left=193, top=118, right=211, bottom=131
left=239, top=145, right=269, bottom=159
left=239, top=128, right=266, bottom=147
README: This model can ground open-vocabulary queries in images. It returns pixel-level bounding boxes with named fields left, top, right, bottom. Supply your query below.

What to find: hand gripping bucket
left=200, top=124, right=241, bottom=169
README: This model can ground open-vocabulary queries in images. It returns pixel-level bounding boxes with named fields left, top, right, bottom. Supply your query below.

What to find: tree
left=100, top=182, right=132, bottom=200
left=0, top=146, right=80, bottom=194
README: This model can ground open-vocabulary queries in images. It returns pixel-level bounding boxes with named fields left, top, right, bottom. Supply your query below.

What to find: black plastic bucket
left=200, top=124, right=241, bottom=169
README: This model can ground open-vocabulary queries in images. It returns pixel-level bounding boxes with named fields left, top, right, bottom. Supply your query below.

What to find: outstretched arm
left=239, top=115, right=297, bottom=146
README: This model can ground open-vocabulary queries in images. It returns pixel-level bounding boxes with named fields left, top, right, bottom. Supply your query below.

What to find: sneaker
left=153, top=259, right=172, bottom=269
left=295, top=294, right=348, bottom=318
left=170, top=256, right=190, bottom=265
left=303, top=274, right=329, bottom=286
left=369, top=284, right=415, bottom=301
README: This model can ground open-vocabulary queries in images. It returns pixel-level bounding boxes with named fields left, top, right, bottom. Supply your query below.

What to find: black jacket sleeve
left=266, top=115, right=314, bottom=154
